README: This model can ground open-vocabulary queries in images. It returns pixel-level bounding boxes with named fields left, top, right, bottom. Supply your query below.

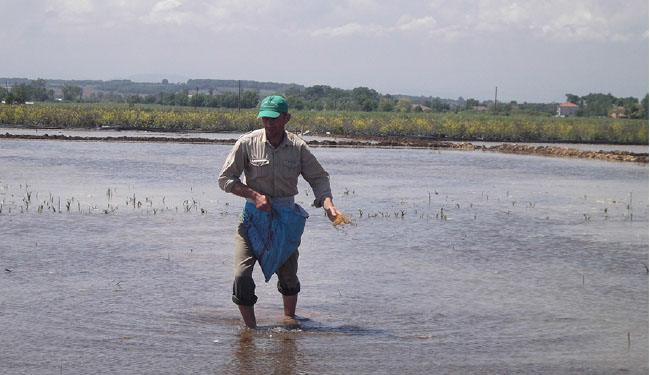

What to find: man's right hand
left=231, top=182, right=272, bottom=212
left=254, top=193, right=272, bottom=212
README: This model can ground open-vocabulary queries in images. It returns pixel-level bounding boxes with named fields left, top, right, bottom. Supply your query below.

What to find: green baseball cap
left=257, top=95, right=289, bottom=119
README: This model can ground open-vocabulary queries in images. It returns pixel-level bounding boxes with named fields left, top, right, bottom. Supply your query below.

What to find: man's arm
left=218, top=138, right=272, bottom=212
left=230, top=182, right=272, bottom=212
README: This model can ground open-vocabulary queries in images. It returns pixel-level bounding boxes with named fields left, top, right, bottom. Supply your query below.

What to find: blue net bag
left=241, top=201, right=309, bottom=282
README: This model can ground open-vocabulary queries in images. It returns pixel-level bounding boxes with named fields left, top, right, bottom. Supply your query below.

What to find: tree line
left=1, top=105, right=646, bottom=144
left=1, top=78, right=648, bottom=119
left=565, top=92, right=648, bottom=119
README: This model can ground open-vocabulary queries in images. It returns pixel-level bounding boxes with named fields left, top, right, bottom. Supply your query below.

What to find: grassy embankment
left=0, top=103, right=647, bottom=144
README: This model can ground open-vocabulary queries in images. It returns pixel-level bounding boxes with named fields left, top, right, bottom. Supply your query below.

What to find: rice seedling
left=628, top=332, right=631, bottom=349
left=627, top=192, right=633, bottom=221
left=436, top=208, right=447, bottom=220
left=333, top=213, right=354, bottom=227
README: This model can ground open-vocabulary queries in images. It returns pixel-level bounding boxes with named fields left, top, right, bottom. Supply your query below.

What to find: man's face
left=261, top=113, right=290, bottom=139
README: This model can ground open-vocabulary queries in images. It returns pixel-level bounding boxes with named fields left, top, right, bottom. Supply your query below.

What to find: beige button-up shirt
left=218, top=129, right=333, bottom=207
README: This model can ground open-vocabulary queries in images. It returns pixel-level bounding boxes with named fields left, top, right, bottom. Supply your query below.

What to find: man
left=218, top=95, right=341, bottom=328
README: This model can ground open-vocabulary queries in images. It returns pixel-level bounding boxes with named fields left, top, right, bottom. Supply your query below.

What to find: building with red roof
left=556, top=102, right=579, bottom=117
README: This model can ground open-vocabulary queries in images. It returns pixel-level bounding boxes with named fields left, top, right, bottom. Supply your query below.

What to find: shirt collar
left=262, top=130, right=293, bottom=149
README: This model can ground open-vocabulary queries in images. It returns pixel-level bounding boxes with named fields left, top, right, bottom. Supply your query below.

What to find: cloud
left=468, top=1, right=646, bottom=43
left=309, top=0, right=646, bottom=43
left=141, top=0, right=191, bottom=25
left=396, top=16, right=438, bottom=32
left=311, top=23, right=387, bottom=37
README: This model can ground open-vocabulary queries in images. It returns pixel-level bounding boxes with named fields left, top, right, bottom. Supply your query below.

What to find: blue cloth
left=240, top=199, right=309, bottom=282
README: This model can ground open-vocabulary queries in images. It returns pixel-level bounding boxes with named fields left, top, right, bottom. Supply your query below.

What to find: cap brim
left=257, top=110, right=281, bottom=119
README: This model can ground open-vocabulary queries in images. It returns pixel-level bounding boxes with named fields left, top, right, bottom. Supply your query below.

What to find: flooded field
left=0, top=138, right=648, bottom=374
left=2, top=126, right=648, bottom=153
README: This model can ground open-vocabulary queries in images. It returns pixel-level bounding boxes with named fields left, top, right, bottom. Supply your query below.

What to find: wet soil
left=1, top=132, right=647, bottom=163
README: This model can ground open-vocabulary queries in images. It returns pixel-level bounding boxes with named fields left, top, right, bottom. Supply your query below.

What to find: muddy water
left=0, top=139, right=647, bottom=374
left=1, top=126, right=648, bottom=153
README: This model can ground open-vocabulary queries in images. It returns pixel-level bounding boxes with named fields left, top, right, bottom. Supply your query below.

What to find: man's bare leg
left=283, top=295, right=297, bottom=316
left=282, top=295, right=299, bottom=326
left=238, top=305, right=256, bottom=329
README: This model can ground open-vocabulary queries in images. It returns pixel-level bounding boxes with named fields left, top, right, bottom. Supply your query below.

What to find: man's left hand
left=322, top=197, right=342, bottom=222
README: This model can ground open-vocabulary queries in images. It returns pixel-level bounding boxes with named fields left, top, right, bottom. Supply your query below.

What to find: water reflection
left=1, top=139, right=647, bottom=374
left=230, top=329, right=300, bottom=375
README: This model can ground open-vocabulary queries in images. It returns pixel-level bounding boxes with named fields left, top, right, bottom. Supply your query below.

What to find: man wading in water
left=219, top=95, right=341, bottom=328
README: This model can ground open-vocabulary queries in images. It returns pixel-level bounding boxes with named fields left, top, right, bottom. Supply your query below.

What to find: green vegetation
left=0, top=103, right=647, bottom=144
left=2, top=78, right=648, bottom=119
left=566, top=92, right=649, bottom=118
left=1, top=77, right=647, bottom=143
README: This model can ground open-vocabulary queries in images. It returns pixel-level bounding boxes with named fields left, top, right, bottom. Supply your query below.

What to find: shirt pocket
left=281, top=159, right=301, bottom=178
left=248, top=158, right=270, bottom=179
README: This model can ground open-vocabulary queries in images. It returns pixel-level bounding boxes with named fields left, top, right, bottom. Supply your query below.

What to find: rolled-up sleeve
left=300, top=145, right=332, bottom=207
left=218, top=139, right=246, bottom=193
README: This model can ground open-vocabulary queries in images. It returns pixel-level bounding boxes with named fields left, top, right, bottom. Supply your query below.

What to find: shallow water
left=0, top=139, right=647, bottom=374
left=1, top=126, right=647, bottom=153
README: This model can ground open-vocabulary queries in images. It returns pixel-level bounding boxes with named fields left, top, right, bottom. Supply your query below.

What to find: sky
left=1, top=0, right=648, bottom=102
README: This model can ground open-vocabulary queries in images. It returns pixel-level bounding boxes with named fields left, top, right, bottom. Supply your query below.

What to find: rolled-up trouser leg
left=276, top=242, right=301, bottom=296
left=232, top=223, right=258, bottom=306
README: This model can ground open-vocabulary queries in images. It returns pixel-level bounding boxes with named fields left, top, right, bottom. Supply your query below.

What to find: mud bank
left=1, top=132, right=647, bottom=163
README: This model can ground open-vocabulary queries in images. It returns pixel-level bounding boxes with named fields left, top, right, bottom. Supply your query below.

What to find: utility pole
left=238, top=80, right=241, bottom=112
left=494, top=86, right=498, bottom=115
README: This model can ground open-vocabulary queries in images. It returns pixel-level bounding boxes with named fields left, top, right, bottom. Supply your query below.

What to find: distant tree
left=160, top=92, right=175, bottom=105
left=566, top=93, right=581, bottom=105
left=205, top=95, right=220, bottom=107
left=379, top=96, right=395, bottom=112
left=240, top=90, right=260, bottom=108
left=351, top=87, right=379, bottom=111
left=395, top=98, right=412, bottom=113
left=143, top=94, right=157, bottom=104
left=580, top=93, right=616, bottom=117
left=85, top=93, right=100, bottom=103
left=464, top=98, right=480, bottom=110
left=220, top=92, right=238, bottom=108
left=9, top=83, right=30, bottom=103
left=189, top=93, right=204, bottom=108
left=639, top=94, right=649, bottom=119
left=174, top=91, right=189, bottom=106
left=488, top=102, right=512, bottom=115
left=4, top=90, right=26, bottom=104
left=284, top=87, right=302, bottom=97
left=430, top=98, right=450, bottom=112
left=287, top=95, right=305, bottom=110
left=304, top=85, right=331, bottom=100
left=126, top=94, right=141, bottom=107
left=162, top=79, right=169, bottom=84
left=62, top=84, right=83, bottom=101
left=30, top=78, right=50, bottom=101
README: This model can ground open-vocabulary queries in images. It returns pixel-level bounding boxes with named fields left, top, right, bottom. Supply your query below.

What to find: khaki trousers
left=231, top=221, right=300, bottom=306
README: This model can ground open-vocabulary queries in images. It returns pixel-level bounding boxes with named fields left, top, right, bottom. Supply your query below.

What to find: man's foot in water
left=282, top=315, right=300, bottom=328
